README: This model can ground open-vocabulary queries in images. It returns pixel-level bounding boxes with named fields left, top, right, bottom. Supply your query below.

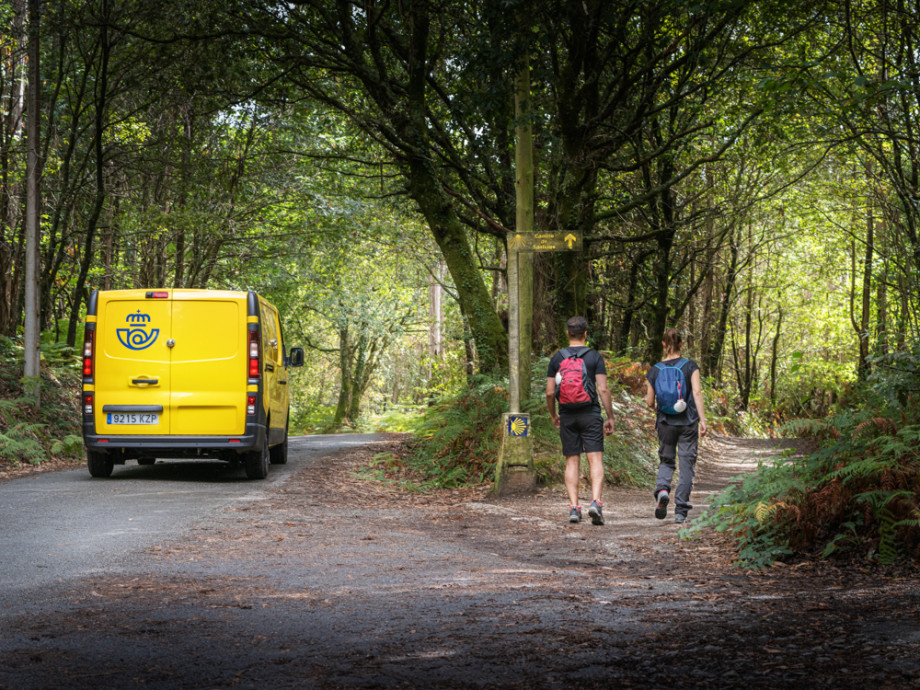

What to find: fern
left=820, top=519, right=861, bottom=558
left=0, top=423, right=49, bottom=466
left=50, top=434, right=85, bottom=458
left=701, top=395, right=920, bottom=566
left=779, top=418, right=835, bottom=439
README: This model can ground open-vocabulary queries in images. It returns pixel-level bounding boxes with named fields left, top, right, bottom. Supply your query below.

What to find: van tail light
left=248, top=329, right=260, bottom=379
left=247, top=394, right=256, bottom=416
left=82, top=327, right=95, bottom=379
left=83, top=393, right=94, bottom=415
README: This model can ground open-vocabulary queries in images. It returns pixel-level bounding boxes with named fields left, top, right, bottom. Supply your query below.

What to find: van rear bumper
left=83, top=423, right=267, bottom=457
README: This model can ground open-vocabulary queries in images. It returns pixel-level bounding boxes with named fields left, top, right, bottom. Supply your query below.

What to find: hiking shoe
left=588, top=500, right=605, bottom=526
left=675, top=513, right=687, bottom=524
left=655, top=490, right=670, bottom=520
left=568, top=505, right=582, bottom=523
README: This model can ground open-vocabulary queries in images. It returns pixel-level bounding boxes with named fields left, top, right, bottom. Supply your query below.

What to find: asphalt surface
left=0, top=434, right=385, bottom=605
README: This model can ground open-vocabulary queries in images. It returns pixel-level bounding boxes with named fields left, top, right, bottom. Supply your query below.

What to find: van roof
left=88, top=289, right=261, bottom=317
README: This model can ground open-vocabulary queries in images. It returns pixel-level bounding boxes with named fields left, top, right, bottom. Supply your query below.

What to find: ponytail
left=663, top=328, right=683, bottom=354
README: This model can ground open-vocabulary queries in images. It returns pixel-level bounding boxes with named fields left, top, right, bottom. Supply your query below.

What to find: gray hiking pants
left=655, top=422, right=699, bottom=516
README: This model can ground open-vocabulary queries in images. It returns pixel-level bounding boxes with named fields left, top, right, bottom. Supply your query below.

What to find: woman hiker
left=644, top=328, right=708, bottom=524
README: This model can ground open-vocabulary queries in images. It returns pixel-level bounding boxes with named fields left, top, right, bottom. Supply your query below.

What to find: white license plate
left=107, top=413, right=159, bottom=425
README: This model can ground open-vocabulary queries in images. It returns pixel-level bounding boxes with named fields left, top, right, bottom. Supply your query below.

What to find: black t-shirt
left=547, top=347, right=607, bottom=416
left=646, top=357, right=700, bottom=426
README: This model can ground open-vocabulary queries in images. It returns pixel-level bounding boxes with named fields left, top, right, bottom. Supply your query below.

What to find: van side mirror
left=288, top=347, right=305, bottom=367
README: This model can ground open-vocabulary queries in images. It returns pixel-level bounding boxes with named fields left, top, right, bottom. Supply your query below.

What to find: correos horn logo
left=117, top=310, right=160, bottom=350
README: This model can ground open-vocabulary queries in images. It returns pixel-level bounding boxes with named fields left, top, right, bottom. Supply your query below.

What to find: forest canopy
left=1, top=0, right=918, bottom=425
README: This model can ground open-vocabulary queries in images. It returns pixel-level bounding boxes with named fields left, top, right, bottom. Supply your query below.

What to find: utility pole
left=23, top=0, right=41, bottom=405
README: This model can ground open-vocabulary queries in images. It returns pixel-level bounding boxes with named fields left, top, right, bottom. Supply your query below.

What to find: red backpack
left=555, top=347, right=598, bottom=410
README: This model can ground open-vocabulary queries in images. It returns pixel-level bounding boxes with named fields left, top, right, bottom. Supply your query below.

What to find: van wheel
left=245, top=438, right=270, bottom=479
left=269, top=428, right=288, bottom=465
left=87, top=450, right=114, bottom=478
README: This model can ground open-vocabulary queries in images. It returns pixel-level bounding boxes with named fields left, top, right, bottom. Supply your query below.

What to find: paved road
left=0, top=434, right=384, bottom=604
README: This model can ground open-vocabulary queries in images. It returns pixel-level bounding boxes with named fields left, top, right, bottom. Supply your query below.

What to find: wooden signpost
left=495, top=57, right=584, bottom=495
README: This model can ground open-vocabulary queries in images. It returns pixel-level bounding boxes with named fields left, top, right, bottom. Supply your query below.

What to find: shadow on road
left=101, top=460, right=254, bottom=484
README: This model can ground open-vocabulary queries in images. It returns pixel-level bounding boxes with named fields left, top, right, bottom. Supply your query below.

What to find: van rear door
left=94, top=290, right=246, bottom=437
left=169, top=293, right=246, bottom=435
left=96, top=291, right=172, bottom=435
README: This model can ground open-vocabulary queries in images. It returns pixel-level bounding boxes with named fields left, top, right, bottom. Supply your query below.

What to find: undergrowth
left=357, top=356, right=659, bottom=493
left=693, top=342, right=920, bottom=568
left=353, top=376, right=507, bottom=491
left=0, top=335, right=84, bottom=469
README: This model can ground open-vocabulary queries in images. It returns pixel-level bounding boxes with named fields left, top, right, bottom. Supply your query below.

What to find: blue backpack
left=653, top=359, right=688, bottom=415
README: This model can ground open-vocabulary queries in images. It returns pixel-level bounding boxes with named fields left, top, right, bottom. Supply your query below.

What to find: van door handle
left=279, top=380, right=287, bottom=385
left=131, top=378, right=159, bottom=386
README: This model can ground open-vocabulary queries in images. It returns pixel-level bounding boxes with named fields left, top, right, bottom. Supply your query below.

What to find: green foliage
left=394, top=375, right=511, bottom=490
left=0, top=335, right=85, bottom=469
left=0, top=422, right=48, bottom=466
left=355, top=356, right=660, bottom=493
left=598, top=422, right=658, bottom=489
left=51, top=435, right=86, bottom=458
left=357, top=405, right=427, bottom=434
left=864, top=341, right=920, bottom=414
left=289, top=404, right=337, bottom=436
left=356, top=372, right=558, bottom=491
left=696, top=359, right=920, bottom=566
left=700, top=378, right=770, bottom=437
left=691, top=450, right=802, bottom=568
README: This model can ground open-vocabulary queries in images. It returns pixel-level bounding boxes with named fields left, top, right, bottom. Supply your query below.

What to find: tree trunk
left=347, top=333, right=368, bottom=423
left=740, top=281, right=754, bottom=410
left=699, top=261, right=714, bottom=369
left=642, top=146, right=677, bottom=365
left=770, top=306, right=783, bottom=407
left=687, top=256, right=696, bottom=351
left=615, top=249, right=651, bottom=354
left=860, top=212, right=873, bottom=377
left=849, top=207, right=873, bottom=380
left=705, top=229, right=739, bottom=382
left=332, top=326, right=353, bottom=429
left=428, top=263, right=442, bottom=361
left=554, top=251, right=588, bottom=344
left=23, top=0, right=41, bottom=403
left=66, top=3, right=111, bottom=347
left=643, top=189, right=677, bottom=364
left=173, top=109, right=193, bottom=289
left=875, top=222, right=888, bottom=356
left=408, top=163, right=508, bottom=374
left=897, top=270, right=908, bottom=352
left=0, top=0, right=26, bottom=336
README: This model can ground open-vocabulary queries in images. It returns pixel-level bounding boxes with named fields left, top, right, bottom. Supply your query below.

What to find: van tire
left=269, top=427, right=288, bottom=465
left=245, top=438, right=270, bottom=479
left=87, top=450, right=114, bottom=478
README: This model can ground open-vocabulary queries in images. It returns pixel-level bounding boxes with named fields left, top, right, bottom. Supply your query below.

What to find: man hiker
left=546, top=316, right=616, bottom=525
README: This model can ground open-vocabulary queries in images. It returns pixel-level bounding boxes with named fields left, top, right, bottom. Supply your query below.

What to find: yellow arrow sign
left=511, top=232, right=583, bottom=252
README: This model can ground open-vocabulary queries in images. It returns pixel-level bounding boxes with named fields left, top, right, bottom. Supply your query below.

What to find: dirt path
left=2, top=435, right=918, bottom=688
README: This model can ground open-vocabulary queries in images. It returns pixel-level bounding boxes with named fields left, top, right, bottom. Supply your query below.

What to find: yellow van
left=81, top=289, right=304, bottom=479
